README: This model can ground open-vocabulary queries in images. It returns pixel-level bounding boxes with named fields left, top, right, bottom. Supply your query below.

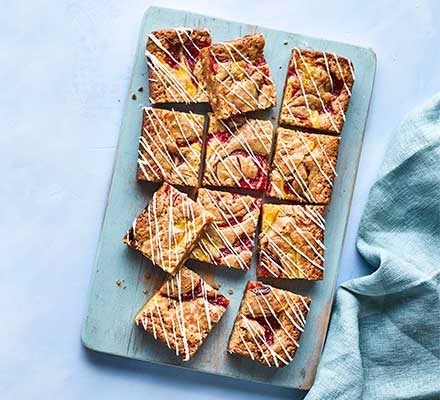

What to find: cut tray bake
left=81, top=6, right=376, bottom=390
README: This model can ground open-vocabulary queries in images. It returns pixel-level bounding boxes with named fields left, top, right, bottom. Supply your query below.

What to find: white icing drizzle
left=300, top=205, right=326, bottom=231
left=253, top=296, right=294, bottom=360
left=322, top=51, right=347, bottom=123
left=222, top=40, right=274, bottom=83
left=154, top=297, right=171, bottom=349
left=291, top=52, right=313, bottom=121
left=204, top=117, right=270, bottom=189
left=146, top=53, right=193, bottom=103
left=270, top=290, right=305, bottom=333
left=143, top=114, right=188, bottom=183
left=333, top=52, right=352, bottom=96
left=208, top=39, right=274, bottom=113
left=296, top=131, right=334, bottom=186
left=257, top=294, right=300, bottom=348
left=287, top=218, right=325, bottom=261
left=299, top=295, right=310, bottom=311
left=273, top=139, right=318, bottom=202
left=244, top=301, right=289, bottom=366
left=284, top=49, right=354, bottom=132
left=240, top=315, right=273, bottom=366
left=146, top=29, right=208, bottom=103
left=315, top=134, right=338, bottom=177
left=271, top=130, right=337, bottom=202
left=222, top=43, right=274, bottom=104
left=234, top=287, right=310, bottom=366
left=194, top=189, right=257, bottom=270
left=224, top=117, right=271, bottom=156
left=151, top=189, right=166, bottom=268
left=204, top=129, right=252, bottom=188
left=148, top=108, right=199, bottom=183
left=174, top=271, right=191, bottom=360
left=322, top=51, right=334, bottom=92
left=138, top=108, right=202, bottom=186
left=149, top=32, right=206, bottom=97
left=261, top=242, right=307, bottom=278
left=238, top=329, right=255, bottom=360
left=295, top=48, right=339, bottom=132
left=211, top=51, right=260, bottom=111
left=264, top=220, right=324, bottom=271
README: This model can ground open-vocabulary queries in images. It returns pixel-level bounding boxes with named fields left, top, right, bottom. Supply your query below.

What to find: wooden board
left=81, top=6, right=376, bottom=390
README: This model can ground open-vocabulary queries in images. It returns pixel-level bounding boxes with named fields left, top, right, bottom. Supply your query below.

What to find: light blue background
left=1, top=1, right=439, bottom=399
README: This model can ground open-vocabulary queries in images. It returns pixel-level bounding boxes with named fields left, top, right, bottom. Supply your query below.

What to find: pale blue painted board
left=81, top=6, right=376, bottom=390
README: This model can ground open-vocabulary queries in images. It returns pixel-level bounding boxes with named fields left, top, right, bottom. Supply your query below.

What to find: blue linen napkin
left=306, top=94, right=440, bottom=399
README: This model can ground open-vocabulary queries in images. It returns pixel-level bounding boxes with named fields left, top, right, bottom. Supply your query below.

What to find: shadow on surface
left=82, top=345, right=307, bottom=399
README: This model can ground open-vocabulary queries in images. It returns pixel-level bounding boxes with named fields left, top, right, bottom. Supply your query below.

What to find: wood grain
left=81, top=6, right=376, bottom=390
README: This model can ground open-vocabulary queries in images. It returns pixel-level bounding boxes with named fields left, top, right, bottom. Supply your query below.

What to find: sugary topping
left=137, top=107, right=204, bottom=187
left=191, top=189, right=261, bottom=270
left=203, top=116, right=273, bottom=191
left=135, top=267, right=230, bottom=361
left=124, top=184, right=212, bottom=274
left=229, top=282, right=311, bottom=367
left=147, top=28, right=211, bottom=103
left=281, top=48, right=355, bottom=133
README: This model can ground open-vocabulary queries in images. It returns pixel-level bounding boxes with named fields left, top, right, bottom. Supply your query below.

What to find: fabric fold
left=306, top=94, right=440, bottom=400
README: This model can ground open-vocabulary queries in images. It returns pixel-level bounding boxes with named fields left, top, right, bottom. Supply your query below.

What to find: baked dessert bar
left=137, top=107, right=204, bottom=187
left=135, top=266, right=230, bottom=361
left=190, top=189, right=261, bottom=270
left=266, top=128, right=339, bottom=204
left=258, top=204, right=325, bottom=280
left=123, top=183, right=213, bottom=274
left=146, top=28, right=211, bottom=104
left=202, top=114, right=273, bottom=191
left=199, top=34, right=276, bottom=119
left=279, top=48, right=355, bottom=134
left=227, top=281, right=311, bottom=367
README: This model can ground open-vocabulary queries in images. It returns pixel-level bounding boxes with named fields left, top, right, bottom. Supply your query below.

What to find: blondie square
left=266, top=128, right=339, bottom=204
left=135, top=266, right=230, bottom=361
left=258, top=204, right=326, bottom=280
left=279, top=48, right=355, bottom=134
left=190, top=189, right=262, bottom=270
left=123, top=183, right=213, bottom=274
left=146, top=28, right=211, bottom=104
left=137, top=107, right=204, bottom=187
left=202, top=114, right=273, bottom=191
left=227, top=281, right=311, bottom=367
left=199, top=34, right=276, bottom=119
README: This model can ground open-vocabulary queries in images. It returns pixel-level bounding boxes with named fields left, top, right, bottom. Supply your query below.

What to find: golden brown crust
left=266, top=128, right=340, bottom=204
left=200, top=34, right=277, bottom=119
left=147, top=29, right=211, bottom=104
left=279, top=48, right=355, bottom=134
left=202, top=114, right=273, bottom=190
left=123, top=183, right=213, bottom=274
left=135, top=267, right=230, bottom=360
left=190, top=189, right=262, bottom=270
left=258, top=204, right=325, bottom=280
left=137, top=107, right=204, bottom=187
left=227, top=281, right=311, bottom=367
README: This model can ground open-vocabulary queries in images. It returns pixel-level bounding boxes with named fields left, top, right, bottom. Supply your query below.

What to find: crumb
left=117, top=99, right=120, bottom=102
left=271, top=116, right=276, bottom=120
left=228, top=289, right=234, bottom=295
left=115, top=279, right=122, bottom=286
left=138, top=86, right=144, bottom=92
left=131, top=93, right=137, bottom=100
left=283, top=40, right=288, bottom=45
left=279, top=66, right=282, bottom=69
left=143, top=288, right=148, bottom=294
left=144, top=273, right=151, bottom=280
left=123, top=286, right=127, bottom=289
